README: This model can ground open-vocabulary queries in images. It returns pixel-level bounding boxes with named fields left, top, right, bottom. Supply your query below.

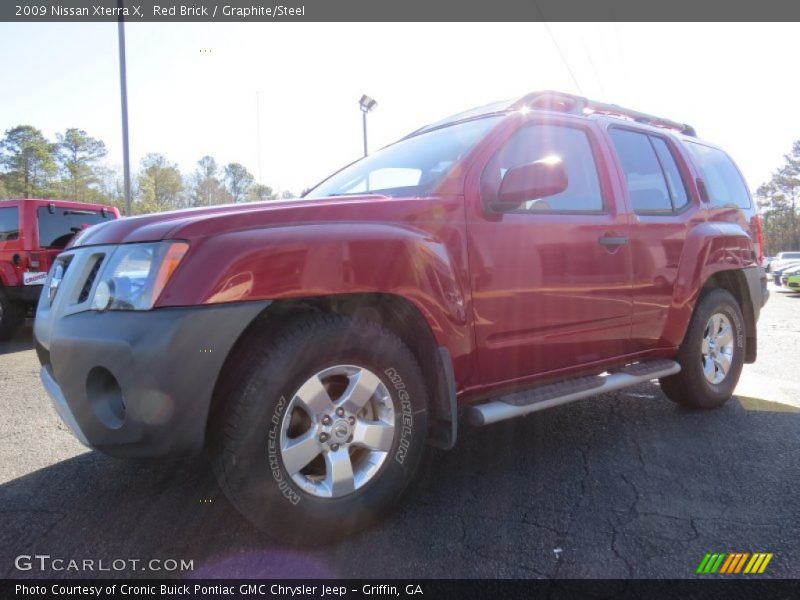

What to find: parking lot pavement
left=1, top=287, right=798, bottom=580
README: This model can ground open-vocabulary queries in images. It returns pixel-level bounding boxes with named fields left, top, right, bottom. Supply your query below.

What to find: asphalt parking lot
left=1, top=286, right=798, bottom=579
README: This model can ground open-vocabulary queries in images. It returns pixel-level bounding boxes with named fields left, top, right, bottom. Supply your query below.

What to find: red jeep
left=33, top=92, right=768, bottom=544
left=0, top=199, right=119, bottom=339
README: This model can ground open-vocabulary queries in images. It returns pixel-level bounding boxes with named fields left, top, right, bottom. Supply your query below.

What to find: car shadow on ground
left=0, top=322, right=34, bottom=355
left=2, top=382, right=798, bottom=579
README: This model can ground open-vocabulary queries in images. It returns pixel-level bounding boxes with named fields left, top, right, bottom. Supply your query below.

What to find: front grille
left=77, top=256, right=102, bottom=303
left=49, top=255, right=73, bottom=304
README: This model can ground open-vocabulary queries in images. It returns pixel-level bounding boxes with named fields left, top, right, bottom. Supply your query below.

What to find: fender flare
left=666, top=221, right=756, bottom=348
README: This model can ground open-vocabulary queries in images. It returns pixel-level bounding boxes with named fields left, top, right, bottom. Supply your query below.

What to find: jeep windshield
left=308, top=116, right=502, bottom=198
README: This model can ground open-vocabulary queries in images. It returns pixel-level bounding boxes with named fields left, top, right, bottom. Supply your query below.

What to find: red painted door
left=466, top=121, right=633, bottom=386
left=605, top=127, right=697, bottom=351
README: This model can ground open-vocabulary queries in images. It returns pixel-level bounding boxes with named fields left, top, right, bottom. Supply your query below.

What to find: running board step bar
left=467, top=359, right=681, bottom=426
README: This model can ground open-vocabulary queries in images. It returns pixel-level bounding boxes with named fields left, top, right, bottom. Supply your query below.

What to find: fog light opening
left=86, top=367, right=126, bottom=429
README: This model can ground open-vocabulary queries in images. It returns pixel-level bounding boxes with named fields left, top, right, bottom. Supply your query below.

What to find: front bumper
left=34, top=260, right=269, bottom=458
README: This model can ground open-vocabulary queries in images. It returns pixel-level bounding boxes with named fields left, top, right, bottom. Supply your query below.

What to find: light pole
left=358, top=94, right=377, bottom=157
left=117, top=0, right=132, bottom=216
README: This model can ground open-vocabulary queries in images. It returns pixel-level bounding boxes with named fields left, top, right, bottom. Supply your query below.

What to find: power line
left=533, top=2, right=585, bottom=96
left=581, top=38, right=605, bottom=96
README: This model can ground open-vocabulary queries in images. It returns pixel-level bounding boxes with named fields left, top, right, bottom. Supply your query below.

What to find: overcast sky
left=1, top=22, right=798, bottom=194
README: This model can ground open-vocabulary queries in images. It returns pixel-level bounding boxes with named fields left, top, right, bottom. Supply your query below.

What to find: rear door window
left=37, top=206, right=114, bottom=249
left=0, top=206, right=20, bottom=242
left=650, top=137, right=690, bottom=210
left=685, top=142, right=751, bottom=208
left=609, top=128, right=690, bottom=213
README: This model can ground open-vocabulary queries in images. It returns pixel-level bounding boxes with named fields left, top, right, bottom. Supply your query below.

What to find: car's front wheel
left=212, top=313, right=428, bottom=545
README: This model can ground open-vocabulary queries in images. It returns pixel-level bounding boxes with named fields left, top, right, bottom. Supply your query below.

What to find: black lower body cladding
left=742, top=265, right=769, bottom=363
left=35, top=300, right=270, bottom=458
left=743, top=265, right=769, bottom=313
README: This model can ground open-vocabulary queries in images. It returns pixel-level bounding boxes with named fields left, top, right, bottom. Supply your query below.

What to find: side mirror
left=493, top=159, right=569, bottom=212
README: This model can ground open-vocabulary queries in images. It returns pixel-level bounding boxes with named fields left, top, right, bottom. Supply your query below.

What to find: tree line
left=4, top=123, right=797, bottom=252
left=0, top=124, right=294, bottom=214
left=757, top=141, right=800, bottom=256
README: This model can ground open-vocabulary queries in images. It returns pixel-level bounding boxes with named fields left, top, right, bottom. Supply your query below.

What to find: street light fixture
left=359, top=94, right=377, bottom=157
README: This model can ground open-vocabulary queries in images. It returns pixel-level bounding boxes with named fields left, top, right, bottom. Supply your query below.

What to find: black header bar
left=5, top=579, right=800, bottom=600
left=3, top=0, right=800, bottom=22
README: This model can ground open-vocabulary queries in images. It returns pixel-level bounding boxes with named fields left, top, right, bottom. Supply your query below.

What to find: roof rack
left=511, top=90, right=697, bottom=137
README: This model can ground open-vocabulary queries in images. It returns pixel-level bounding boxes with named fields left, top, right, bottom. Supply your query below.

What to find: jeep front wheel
left=212, top=314, right=428, bottom=545
left=0, top=288, right=26, bottom=341
left=660, top=288, right=745, bottom=409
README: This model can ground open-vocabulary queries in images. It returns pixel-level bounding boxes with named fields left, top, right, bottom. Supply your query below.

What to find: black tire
left=212, top=313, right=429, bottom=545
left=659, top=288, right=745, bottom=409
left=0, top=287, right=26, bottom=341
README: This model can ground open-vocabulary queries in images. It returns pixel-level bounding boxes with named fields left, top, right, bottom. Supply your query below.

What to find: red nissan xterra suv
left=34, top=92, right=768, bottom=544
left=0, top=199, right=118, bottom=339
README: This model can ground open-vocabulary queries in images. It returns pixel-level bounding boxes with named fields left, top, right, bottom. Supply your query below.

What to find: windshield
left=37, top=206, right=115, bottom=249
left=308, top=116, right=502, bottom=198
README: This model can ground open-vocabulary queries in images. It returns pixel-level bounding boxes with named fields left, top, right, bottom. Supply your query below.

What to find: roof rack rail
left=511, top=90, right=587, bottom=114
left=512, top=90, right=697, bottom=137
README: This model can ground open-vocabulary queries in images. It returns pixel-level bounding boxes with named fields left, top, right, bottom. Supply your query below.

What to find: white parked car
left=771, top=251, right=800, bottom=273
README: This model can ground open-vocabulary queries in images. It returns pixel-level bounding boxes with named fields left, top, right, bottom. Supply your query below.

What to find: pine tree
left=0, top=125, right=57, bottom=198
left=55, top=128, right=108, bottom=201
left=136, top=154, right=183, bottom=213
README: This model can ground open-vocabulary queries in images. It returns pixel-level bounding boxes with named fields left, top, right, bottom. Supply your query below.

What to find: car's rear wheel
left=660, top=288, right=745, bottom=409
left=212, top=313, right=428, bottom=545
left=0, top=288, right=26, bottom=341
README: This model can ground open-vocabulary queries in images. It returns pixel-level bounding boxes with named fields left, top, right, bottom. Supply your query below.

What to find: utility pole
left=117, top=0, right=132, bottom=216
left=256, top=91, right=263, bottom=182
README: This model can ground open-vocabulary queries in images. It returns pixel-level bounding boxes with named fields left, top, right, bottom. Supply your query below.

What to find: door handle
left=598, top=236, right=629, bottom=246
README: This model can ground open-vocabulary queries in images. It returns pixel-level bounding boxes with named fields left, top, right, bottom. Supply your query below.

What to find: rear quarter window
left=0, top=206, right=20, bottom=242
left=685, top=142, right=751, bottom=209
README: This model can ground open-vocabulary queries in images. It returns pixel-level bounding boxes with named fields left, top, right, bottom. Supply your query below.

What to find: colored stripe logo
left=697, top=552, right=773, bottom=574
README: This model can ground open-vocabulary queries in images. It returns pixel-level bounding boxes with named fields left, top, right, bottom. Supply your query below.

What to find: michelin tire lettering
left=385, top=367, right=413, bottom=465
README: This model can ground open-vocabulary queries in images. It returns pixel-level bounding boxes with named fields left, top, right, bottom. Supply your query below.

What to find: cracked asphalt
left=1, top=286, right=798, bottom=579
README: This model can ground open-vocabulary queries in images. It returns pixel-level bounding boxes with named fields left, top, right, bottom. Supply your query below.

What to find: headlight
left=90, top=241, right=189, bottom=311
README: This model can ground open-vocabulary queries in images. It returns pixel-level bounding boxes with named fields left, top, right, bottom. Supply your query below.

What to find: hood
left=73, top=195, right=392, bottom=247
